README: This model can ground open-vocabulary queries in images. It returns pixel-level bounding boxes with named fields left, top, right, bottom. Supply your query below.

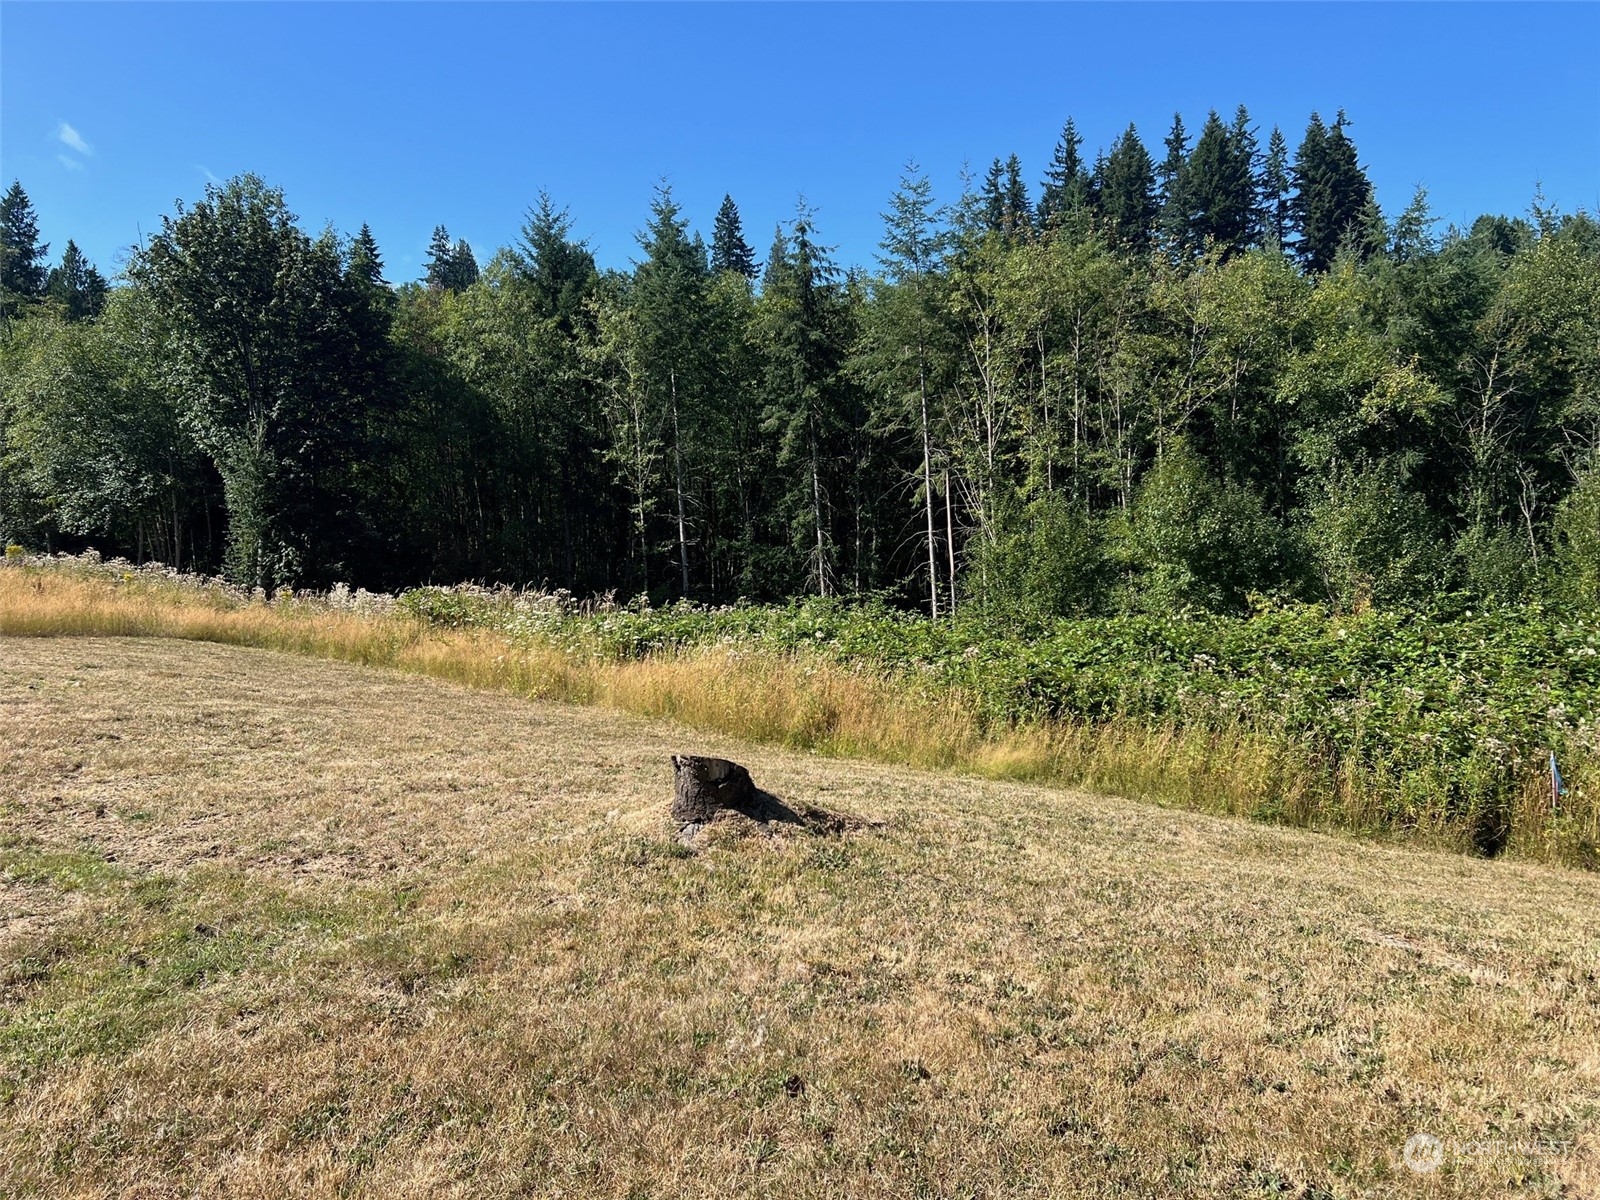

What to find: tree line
left=3, top=107, right=1598, bottom=617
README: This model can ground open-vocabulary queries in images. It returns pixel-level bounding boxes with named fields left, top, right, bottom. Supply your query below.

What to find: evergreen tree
left=514, top=192, right=598, bottom=333
left=1097, top=126, right=1157, bottom=253
left=1180, top=108, right=1259, bottom=257
left=1038, top=118, right=1091, bottom=228
left=1259, top=125, right=1293, bottom=247
left=1226, top=104, right=1263, bottom=242
left=758, top=206, right=852, bottom=595
left=1291, top=110, right=1375, bottom=272
left=45, top=239, right=109, bottom=321
left=982, top=155, right=1031, bottom=240
left=1, top=181, right=49, bottom=317
left=711, top=194, right=759, bottom=279
left=860, top=164, right=951, bottom=616
left=451, top=238, right=479, bottom=289
left=425, top=225, right=457, bottom=291
left=347, top=223, right=386, bottom=290
left=633, top=184, right=713, bottom=595
left=1157, top=113, right=1192, bottom=252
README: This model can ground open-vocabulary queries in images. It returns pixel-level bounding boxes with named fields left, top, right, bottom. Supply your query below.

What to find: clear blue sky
left=3, top=2, right=1596, bottom=284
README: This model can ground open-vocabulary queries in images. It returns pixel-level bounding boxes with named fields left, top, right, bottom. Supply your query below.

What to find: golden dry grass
left=6, top=565, right=1540, bottom=866
left=2, top=636, right=1597, bottom=1198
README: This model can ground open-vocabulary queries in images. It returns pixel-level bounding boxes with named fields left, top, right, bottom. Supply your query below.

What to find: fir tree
left=711, top=194, right=759, bottom=279
left=1, top=180, right=49, bottom=316
left=1097, top=125, right=1157, bottom=253
left=633, top=184, right=713, bottom=595
left=1038, top=118, right=1091, bottom=228
left=982, top=155, right=1031, bottom=240
left=1291, top=110, right=1375, bottom=272
left=347, top=222, right=386, bottom=291
left=424, top=225, right=456, bottom=291
left=451, top=239, right=479, bottom=289
left=1182, top=108, right=1259, bottom=256
left=45, top=239, right=109, bottom=321
left=1259, top=125, right=1293, bottom=248
left=1157, top=113, right=1192, bottom=252
left=514, top=192, right=598, bottom=333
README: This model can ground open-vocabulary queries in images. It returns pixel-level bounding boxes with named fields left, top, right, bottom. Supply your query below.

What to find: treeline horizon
left=2, top=105, right=1598, bottom=620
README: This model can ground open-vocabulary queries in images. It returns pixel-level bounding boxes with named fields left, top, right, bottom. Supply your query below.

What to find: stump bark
left=671, top=755, right=756, bottom=823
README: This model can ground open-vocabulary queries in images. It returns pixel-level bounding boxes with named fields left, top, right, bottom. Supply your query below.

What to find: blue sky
left=3, top=3, right=1596, bottom=284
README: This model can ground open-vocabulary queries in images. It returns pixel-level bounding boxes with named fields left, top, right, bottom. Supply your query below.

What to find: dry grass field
left=2, top=635, right=1598, bottom=1198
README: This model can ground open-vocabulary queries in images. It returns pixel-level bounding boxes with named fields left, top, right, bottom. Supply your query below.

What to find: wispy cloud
left=56, top=122, right=92, bottom=156
left=57, top=154, right=84, bottom=172
left=197, top=164, right=223, bottom=185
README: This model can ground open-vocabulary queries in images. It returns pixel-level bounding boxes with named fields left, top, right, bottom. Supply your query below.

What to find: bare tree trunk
left=671, top=369, right=690, bottom=597
left=811, top=433, right=828, bottom=597
left=945, top=466, right=957, bottom=616
left=920, top=360, right=938, bottom=619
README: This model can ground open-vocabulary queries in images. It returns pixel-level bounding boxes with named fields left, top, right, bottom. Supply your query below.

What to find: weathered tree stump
left=671, top=755, right=756, bottom=823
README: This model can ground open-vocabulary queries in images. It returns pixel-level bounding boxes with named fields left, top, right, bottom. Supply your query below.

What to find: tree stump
left=671, top=755, right=756, bottom=823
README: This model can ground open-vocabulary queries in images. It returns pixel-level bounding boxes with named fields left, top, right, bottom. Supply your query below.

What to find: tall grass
left=4, top=561, right=1594, bottom=866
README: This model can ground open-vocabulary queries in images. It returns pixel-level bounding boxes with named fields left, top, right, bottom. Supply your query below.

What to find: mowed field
left=1, top=638, right=1597, bottom=1199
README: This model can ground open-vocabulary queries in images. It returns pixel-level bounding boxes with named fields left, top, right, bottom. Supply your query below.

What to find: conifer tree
left=1291, top=110, right=1375, bottom=272
left=982, top=155, right=1032, bottom=240
left=1, top=181, right=49, bottom=317
left=1259, top=125, right=1293, bottom=248
left=45, top=239, right=109, bottom=321
left=514, top=193, right=598, bottom=332
left=633, top=184, right=712, bottom=595
left=758, top=206, right=851, bottom=595
left=425, top=225, right=456, bottom=291
left=711, top=194, right=759, bottom=279
left=1038, top=118, right=1092, bottom=228
left=1157, top=113, right=1192, bottom=252
left=1181, top=108, right=1259, bottom=256
left=861, top=164, right=950, bottom=616
left=1097, top=126, right=1157, bottom=253
left=347, top=223, right=386, bottom=291
left=451, top=239, right=479, bottom=289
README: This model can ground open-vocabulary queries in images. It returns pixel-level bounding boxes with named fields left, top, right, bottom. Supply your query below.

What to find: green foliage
left=975, top=492, right=1108, bottom=620
left=1302, top=460, right=1447, bottom=610
left=1115, top=440, right=1284, bottom=613
left=1290, top=111, right=1376, bottom=273
left=711, top=194, right=759, bottom=280
left=0, top=181, right=49, bottom=317
left=387, top=579, right=1600, bottom=854
left=1553, top=462, right=1600, bottom=605
left=127, top=174, right=381, bottom=588
left=44, top=240, right=108, bottom=322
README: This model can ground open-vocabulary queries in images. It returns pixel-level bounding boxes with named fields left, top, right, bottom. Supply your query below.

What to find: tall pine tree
left=1038, top=118, right=1093, bottom=229
left=1259, top=126, right=1293, bottom=248
left=1097, top=126, right=1157, bottom=254
left=633, top=184, right=712, bottom=595
left=514, top=193, right=598, bottom=333
left=1180, top=108, right=1259, bottom=257
left=1, top=181, right=49, bottom=317
left=1291, top=110, right=1375, bottom=272
left=1157, top=113, right=1192, bottom=252
left=45, top=240, right=109, bottom=321
left=711, top=194, right=759, bottom=279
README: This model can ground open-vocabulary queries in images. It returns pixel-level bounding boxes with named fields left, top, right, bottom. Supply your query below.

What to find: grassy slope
left=9, top=564, right=1595, bottom=869
left=1, top=638, right=1597, bottom=1198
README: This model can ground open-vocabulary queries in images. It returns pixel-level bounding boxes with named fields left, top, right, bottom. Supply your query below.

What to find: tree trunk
left=920, top=359, right=938, bottom=619
left=672, top=755, right=756, bottom=823
left=671, top=368, right=690, bottom=597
